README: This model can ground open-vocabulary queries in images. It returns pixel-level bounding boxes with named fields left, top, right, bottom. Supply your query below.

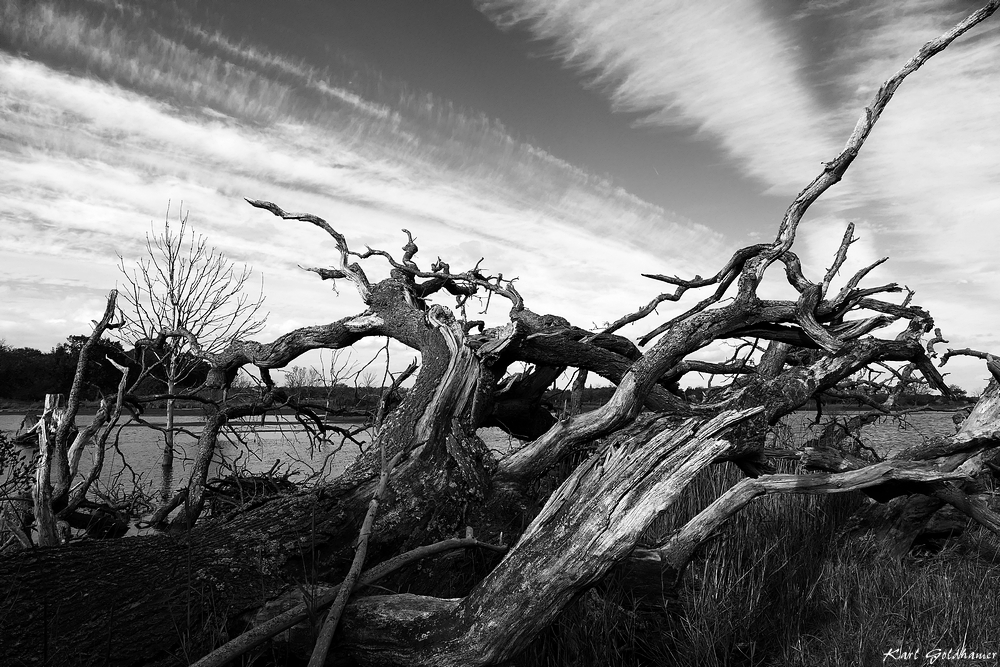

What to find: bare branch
left=926, top=327, right=948, bottom=358
left=768, top=0, right=1000, bottom=255
left=654, top=459, right=973, bottom=574
left=375, top=358, right=419, bottom=430
left=62, top=360, right=130, bottom=516
left=635, top=2, right=998, bottom=342
left=190, top=537, right=507, bottom=667
left=307, top=440, right=404, bottom=667
left=940, top=347, right=1000, bottom=382
left=821, top=222, right=856, bottom=296
left=246, top=198, right=371, bottom=301
left=590, top=285, right=691, bottom=338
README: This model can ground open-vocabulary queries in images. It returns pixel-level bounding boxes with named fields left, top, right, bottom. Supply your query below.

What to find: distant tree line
left=542, top=385, right=616, bottom=413
left=279, top=381, right=385, bottom=415
left=0, top=337, right=206, bottom=403
left=2, top=339, right=973, bottom=411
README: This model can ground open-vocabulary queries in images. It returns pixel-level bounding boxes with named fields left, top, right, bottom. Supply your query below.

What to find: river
left=0, top=408, right=964, bottom=503
left=768, top=409, right=962, bottom=456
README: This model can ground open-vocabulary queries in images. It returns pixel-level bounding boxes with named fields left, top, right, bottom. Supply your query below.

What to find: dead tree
left=118, top=207, right=267, bottom=503
left=2, top=292, right=132, bottom=548
left=2, top=3, right=1000, bottom=666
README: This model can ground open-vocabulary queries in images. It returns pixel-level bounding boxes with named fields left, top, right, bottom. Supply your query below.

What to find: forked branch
left=653, top=460, right=975, bottom=575
left=247, top=199, right=373, bottom=301
left=634, top=1, right=998, bottom=345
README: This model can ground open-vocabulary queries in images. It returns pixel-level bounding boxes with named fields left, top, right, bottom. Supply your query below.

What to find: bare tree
left=2, top=292, right=131, bottom=548
left=281, top=365, right=319, bottom=396
left=315, top=349, right=362, bottom=416
left=117, top=205, right=267, bottom=500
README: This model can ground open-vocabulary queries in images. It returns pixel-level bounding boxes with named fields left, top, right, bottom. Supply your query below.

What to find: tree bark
left=0, top=408, right=754, bottom=667
left=31, top=402, right=59, bottom=547
left=334, top=410, right=756, bottom=666
left=161, top=374, right=176, bottom=502
left=0, top=501, right=310, bottom=666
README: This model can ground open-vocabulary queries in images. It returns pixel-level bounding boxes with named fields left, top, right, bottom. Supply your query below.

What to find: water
left=771, top=409, right=963, bottom=457
left=0, top=409, right=963, bottom=502
left=0, top=412, right=522, bottom=502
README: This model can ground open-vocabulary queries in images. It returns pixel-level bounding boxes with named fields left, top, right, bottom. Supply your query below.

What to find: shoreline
left=0, top=407, right=371, bottom=424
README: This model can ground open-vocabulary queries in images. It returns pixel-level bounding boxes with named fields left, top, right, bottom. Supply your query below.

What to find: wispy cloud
left=477, top=0, right=1000, bottom=390
left=0, top=0, right=722, bottom=364
left=477, top=0, right=840, bottom=192
left=3, top=0, right=997, bottom=391
left=811, top=2, right=1000, bottom=384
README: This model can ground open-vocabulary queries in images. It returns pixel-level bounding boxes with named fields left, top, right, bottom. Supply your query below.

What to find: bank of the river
left=2, top=405, right=995, bottom=666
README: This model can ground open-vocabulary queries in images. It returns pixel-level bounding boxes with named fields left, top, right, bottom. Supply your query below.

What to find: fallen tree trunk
left=0, top=408, right=745, bottom=667
left=293, top=409, right=760, bottom=666
left=6, top=387, right=994, bottom=667
left=0, top=486, right=370, bottom=666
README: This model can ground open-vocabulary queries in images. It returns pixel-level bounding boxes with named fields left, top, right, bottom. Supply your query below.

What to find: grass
left=507, top=456, right=1000, bottom=667
left=6, top=406, right=997, bottom=665
left=777, top=546, right=1000, bottom=667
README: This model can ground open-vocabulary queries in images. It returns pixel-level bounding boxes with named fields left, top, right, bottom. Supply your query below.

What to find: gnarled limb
left=636, top=1, right=998, bottom=348
left=308, top=445, right=403, bottom=667
left=942, top=347, right=1000, bottom=383
left=4, top=6, right=1000, bottom=665
left=336, top=408, right=759, bottom=666
left=27, top=292, right=124, bottom=546
left=192, top=537, right=508, bottom=667
left=246, top=199, right=372, bottom=301
left=649, top=459, right=975, bottom=578
left=62, top=360, right=130, bottom=517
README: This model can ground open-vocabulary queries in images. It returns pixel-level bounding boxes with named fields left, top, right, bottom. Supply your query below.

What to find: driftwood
left=1, top=3, right=1000, bottom=666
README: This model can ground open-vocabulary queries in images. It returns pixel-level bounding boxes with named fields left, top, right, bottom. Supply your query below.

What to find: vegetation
left=513, top=457, right=1000, bottom=667
left=117, top=206, right=266, bottom=500
left=1, top=4, right=1000, bottom=667
left=0, top=337, right=125, bottom=403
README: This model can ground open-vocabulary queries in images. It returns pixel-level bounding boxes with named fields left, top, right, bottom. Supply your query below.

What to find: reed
left=509, top=453, right=1000, bottom=666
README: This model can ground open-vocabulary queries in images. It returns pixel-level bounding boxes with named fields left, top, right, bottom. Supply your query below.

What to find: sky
left=0, top=0, right=998, bottom=392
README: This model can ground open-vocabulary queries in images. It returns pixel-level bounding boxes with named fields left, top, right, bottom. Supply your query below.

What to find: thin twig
left=307, top=443, right=403, bottom=667
left=190, top=537, right=505, bottom=667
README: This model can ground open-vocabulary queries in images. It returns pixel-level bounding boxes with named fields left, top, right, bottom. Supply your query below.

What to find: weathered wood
left=651, top=459, right=975, bottom=576
left=0, top=408, right=758, bottom=667
left=194, top=537, right=507, bottom=667
left=334, top=409, right=759, bottom=666
left=31, top=406, right=58, bottom=546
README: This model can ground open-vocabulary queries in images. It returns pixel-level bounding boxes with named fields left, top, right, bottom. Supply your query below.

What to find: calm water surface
left=0, top=412, right=521, bottom=498
left=0, top=409, right=962, bottom=499
left=773, top=409, right=962, bottom=456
